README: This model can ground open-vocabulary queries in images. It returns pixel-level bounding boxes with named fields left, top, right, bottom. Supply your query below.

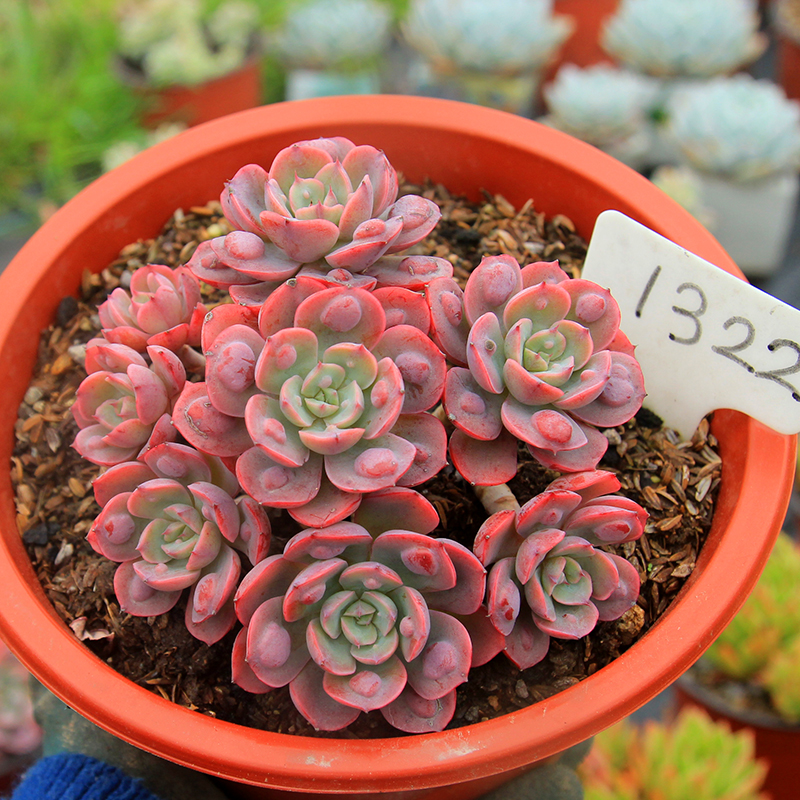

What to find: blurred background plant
left=579, top=708, right=769, bottom=800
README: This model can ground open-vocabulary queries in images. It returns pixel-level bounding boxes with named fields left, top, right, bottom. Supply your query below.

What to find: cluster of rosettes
left=71, top=136, right=649, bottom=733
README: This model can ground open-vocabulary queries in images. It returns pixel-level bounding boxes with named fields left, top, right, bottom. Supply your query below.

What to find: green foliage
left=581, top=709, right=768, bottom=800
left=762, top=634, right=800, bottom=723
left=0, top=0, right=144, bottom=217
left=705, top=532, right=800, bottom=681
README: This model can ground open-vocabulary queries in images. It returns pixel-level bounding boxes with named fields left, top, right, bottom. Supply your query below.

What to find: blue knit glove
left=9, top=753, right=163, bottom=800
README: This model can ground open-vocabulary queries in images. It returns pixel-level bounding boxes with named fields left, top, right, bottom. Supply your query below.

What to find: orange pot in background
left=777, top=33, right=800, bottom=104
left=0, top=96, right=794, bottom=799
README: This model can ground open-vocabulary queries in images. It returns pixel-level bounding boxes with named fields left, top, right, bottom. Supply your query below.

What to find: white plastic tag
left=582, top=210, right=800, bottom=438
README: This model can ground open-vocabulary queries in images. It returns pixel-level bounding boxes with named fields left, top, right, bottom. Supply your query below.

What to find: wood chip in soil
left=11, top=182, right=721, bottom=739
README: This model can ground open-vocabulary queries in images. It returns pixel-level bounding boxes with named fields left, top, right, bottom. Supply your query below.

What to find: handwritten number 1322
left=634, top=265, right=800, bottom=402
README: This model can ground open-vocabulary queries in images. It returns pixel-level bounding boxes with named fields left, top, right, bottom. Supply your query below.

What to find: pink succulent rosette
left=186, top=136, right=452, bottom=303
left=231, top=489, right=499, bottom=732
left=474, top=471, right=647, bottom=669
left=427, top=255, right=646, bottom=483
left=87, top=443, right=271, bottom=644
left=98, top=264, right=206, bottom=352
left=72, top=341, right=185, bottom=467
left=172, top=281, right=448, bottom=526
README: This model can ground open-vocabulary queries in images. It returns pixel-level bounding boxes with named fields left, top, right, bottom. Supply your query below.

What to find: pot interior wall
left=0, top=97, right=794, bottom=795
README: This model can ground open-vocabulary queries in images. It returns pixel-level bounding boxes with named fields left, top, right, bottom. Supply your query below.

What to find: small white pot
left=690, top=167, right=800, bottom=279
left=285, top=69, right=381, bottom=101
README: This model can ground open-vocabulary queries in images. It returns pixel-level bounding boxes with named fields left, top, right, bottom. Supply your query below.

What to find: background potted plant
left=115, top=0, right=265, bottom=129
left=0, top=95, right=795, bottom=799
left=674, top=531, right=800, bottom=800
left=579, top=707, right=769, bottom=799
left=667, top=74, right=800, bottom=280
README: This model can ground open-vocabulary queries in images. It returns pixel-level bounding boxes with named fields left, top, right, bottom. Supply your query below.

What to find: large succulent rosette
left=98, top=264, right=206, bottom=353
left=187, top=136, right=452, bottom=304
left=172, top=279, right=448, bottom=526
left=474, top=471, right=646, bottom=668
left=72, top=341, right=185, bottom=467
left=427, top=255, right=646, bottom=483
left=87, top=442, right=271, bottom=644
left=231, top=490, right=498, bottom=732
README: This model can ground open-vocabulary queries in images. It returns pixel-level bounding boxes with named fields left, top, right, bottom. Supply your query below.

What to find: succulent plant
left=762, top=633, right=800, bottom=723
left=231, top=489, right=499, bottom=732
left=427, top=255, right=645, bottom=482
left=274, top=0, right=392, bottom=71
left=580, top=708, right=769, bottom=800
left=703, top=532, right=800, bottom=719
left=117, top=0, right=260, bottom=87
left=601, top=0, right=766, bottom=79
left=473, top=470, right=645, bottom=668
left=668, top=75, right=800, bottom=181
left=543, top=64, right=658, bottom=147
left=650, top=165, right=715, bottom=229
left=187, top=136, right=449, bottom=302
left=172, top=282, right=448, bottom=524
left=98, top=264, right=206, bottom=353
left=87, top=442, right=270, bottom=644
left=72, top=341, right=185, bottom=467
left=402, top=0, right=572, bottom=76
left=0, top=640, right=41, bottom=757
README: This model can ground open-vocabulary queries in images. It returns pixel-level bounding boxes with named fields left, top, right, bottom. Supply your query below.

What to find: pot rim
left=0, top=95, right=794, bottom=794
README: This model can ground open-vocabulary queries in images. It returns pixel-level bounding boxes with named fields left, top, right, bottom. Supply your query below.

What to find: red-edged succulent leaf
left=286, top=474, right=362, bottom=529
left=444, top=367, right=504, bottom=440
left=593, top=553, right=640, bottom=621
left=259, top=212, right=340, bottom=264
left=568, top=352, right=645, bottom=428
left=113, top=561, right=182, bottom=617
left=172, top=382, right=253, bottom=457
left=467, top=311, right=506, bottom=394
left=283, top=558, right=347, bottom=622
left=485, top=557, right=522, bottom=636
left=231, top=628, right=272, bottom=694
left=200, top=303, right=259, bottom=352
left=254, top=327, right=318, bottom=395
left=246, top=596, right=310, bottom=687
left=142, top=442, right=239, bottom=497
left=502, top=402, right=587, bottom=452
left=366, top=254, right=453, bottom=289
left=282, top=522, right=373, bottom=564
left=185, top=583, right=237, bottom=645
left=87, top=492, right=141, bottom=562
left=564, top=497, right=647, bottom=545
left=474, top=509, right=522, bottom=567
left=404, top=610, right=471, bottom=700
left=504, top=610, right=551, bottom=669
left=390, top=413, right=448, bottom=488
left=515, top=490, right=583, bottom=538
left=448, top=428, right=518, bottom=487
left=354, top=487, right=439, bottom=537
left=221, top=164, right=269, bottom=233
left=370, top=532, right=456, bottom=593
left=457, top=609, right=506, bottom=668
left=289, top=662, right=362, bottom=731
left=92, top=462, right=156, bottom=507
left=234, top=554, right=304, bottom=625
left=236, top=446, right=323, bottom=507
left=464, top=255, right=523, bottom=325
left=359, top=359, right=405, bottom=440
left=325, top=216, right=403, bottom=272
left=502, top=281, right=572, bottom=335
left=563, top=279, right=621, bottom=351
left=545, top=470, right=621, bottom=500
left=205, top=323, right=266, bottom=418
left=526, top=418, right=609, bottom=472
left=84, top=340, right=147, bottom=376
left=258, top=275, right=327, bottom=338
left=520, top=260, right=569, bottom=287
left=380, top=685, right=456, bottom=733
left=426, top=277, right=469, bottom=365
left=426, top=539, right=486, bottom=616
left=372, top=286, right=431, bottom=333
left=235, top=495, right=272, bottom=565
left=383, top=195, right=442, bottom=253
left=245, top=394, right=310, bottom=467
left=323, top=656, right=407, bottom=712
left=324, top=433, right=416, bottom=493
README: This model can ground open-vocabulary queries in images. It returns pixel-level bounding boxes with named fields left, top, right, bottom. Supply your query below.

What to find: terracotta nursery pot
left=0, top=96, right=795, bottom=799
left=120, top=59, right=263, bottom=130
left=674, top=674, right=800, bottom=800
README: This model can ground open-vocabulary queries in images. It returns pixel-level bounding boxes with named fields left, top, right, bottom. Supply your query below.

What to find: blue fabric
left=8, top=753, right=162, bottom=800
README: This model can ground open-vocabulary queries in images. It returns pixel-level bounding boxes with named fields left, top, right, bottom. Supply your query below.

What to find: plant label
left=582, top=210, right=800, bottom=439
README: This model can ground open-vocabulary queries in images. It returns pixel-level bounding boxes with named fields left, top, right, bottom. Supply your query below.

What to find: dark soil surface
left=11, top=183, right=722, bottom=738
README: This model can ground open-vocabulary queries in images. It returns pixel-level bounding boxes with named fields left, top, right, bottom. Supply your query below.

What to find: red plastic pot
left=121, top=59, right=263, bottom=130
left=0, top=96, right=794, bottom=799
left=777, top=32, right=800, bottom=105
left=674, top=674, right=800, bottom=800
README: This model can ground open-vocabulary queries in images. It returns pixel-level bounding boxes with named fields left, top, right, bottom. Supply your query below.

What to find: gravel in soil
left=11, top=183, right=721, bottom=738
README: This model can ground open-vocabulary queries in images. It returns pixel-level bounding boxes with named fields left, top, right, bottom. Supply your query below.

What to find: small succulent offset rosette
left=173, top=278, right=448, bottom=526
left=427, top=255, right=646, bottom=483
left=474, top=471, right=647, bottom=669
left=187, top=136, right=452, bottom=303
left=232, top=489, right=498, bottom=733
left=87, top=442, right=270, bottom=645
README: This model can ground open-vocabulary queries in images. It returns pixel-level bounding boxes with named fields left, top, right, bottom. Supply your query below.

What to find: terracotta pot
left=0, top=95, right=794, bottom=799
left=674, top=673, right=800, bottom=800
left=120, top=58, right=263, bottom=130
left=777, top=33, right=800, bottom=105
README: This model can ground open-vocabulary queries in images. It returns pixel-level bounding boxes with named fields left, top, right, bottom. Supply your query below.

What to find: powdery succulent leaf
left=372, top=286, right=431, bottom=333
left=282, top=558, right=348, bottom=622
left=339, top=561, right=404, bottom=594
left=365, top=254, right=453, bottom=289
left=324, top=433, right=416, bottom=493
left=188, top=481, right=240, bottom=543
left=485, top=557, right=522, bottom=636
left=516, top=490, right=584, bottom=539
left=231, top=628, right=272, bottom=694
left=526, top=418, right=609, bottom=472
left=380, top=685, right=457, bottom=733
left=235, top=555, right=304, bottom=625
left=235, top=495, right=272, bottom=565
left=563, top=279, right=621, bottom=352
left=426, top=276, right=469, bottom=365
left=289, top=662, right=362, bottom=731
left=254, top=327, right=319, bottom=395
left=341, top=144, right=398, bottom=215
left=286, top=474, right=363, bottom=529
left=214, top=233, right=302, bottom=284
left=370, top=532, right=456, bottom=593
left=501, top=402, right=587, bottom=452
left=84, top=340, right=147, bottom=376
left=515, top=528, right=568, bottom=585
left=114, top=561, right=182, bottom=617
left=87, top=492, right=141, bottom=562
left=504, top=611, right=551, bottom=670
left=502, top=358, right=569, bottom=407
left=323, top=656, right=407, bottom=712
left=545, top=469, right=622, bottom=501
left=222, top=164, right=270, bottom=234
left=520, top=260, right=569, bottom=287
left=172, top=381, right=253, bottom=457
left=359, top=359, right=405, bottom=440
left=337, top=174, right=375, bottom=239
left=449, top=428, right=518, bottom=487
left=187, top=547, right=241, bottom=627
left=294, top=286, right=385, bottom=351
left=259, top=212, right=341, bottom=264
left=426, top=539, right=486, bottom=616
left=143, top=442, right=239, bottom=498
left=258, top=276, right=327, bottom=338
left=245, top=394, right=310, bottom=467
left=552, top=351, right=612, bottom=411
left=457, top=609, right=506, bottom=668
left=382, top=195, right=442, bottom=254
left=502, top=281, right=573, bottom=334
left=467, top=312, right=507, bottom=394
left=189, top=238, right=260, bottom=288
left=205, top=323, right=266, bottom=418
left=236, top=446, right=323, bottom=507
left=391, top=585, right=431, bottom=662
left=246, top=596, right=311, bottom=687
left=593, top=553, right=641, bottom=620
left=389, top=413, right=448, bottom=488
left=564, top=496, right=648, bottom=545
left=373, top=324, right=445, bottom=413
left=201, top=303, right=259, bottom=352
left=325, top=216, right=403, bottom=272
left=464, top=254, right=523, bottom=325
left=404, top=610, right=471, bottom=700
left=298, top=266, right=378, bottom=291
left=568, top=352, right=646, bottom=428
left=444, top=367, right=504, bottom=441
left=282, top=523, right=373, bottom=565
left=92, top=462, right=156, bottom=507
left=353, top=487, right=440, bottom=537
left=474, top=509, right=523, bottom=567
